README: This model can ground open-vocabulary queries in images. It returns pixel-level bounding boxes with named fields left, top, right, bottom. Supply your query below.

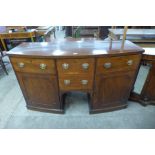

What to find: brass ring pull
left=82, top=63, right=89, bottom=70
left=18, top=62, right=25, bottom=68
left=104, top=62, right=112, bottom=69
left=81, top=80, right=88, bottom=85
left=62, top=63, right=69, bottom=70
left=127, top=60, right=133, bottom=66
left=64, top=80, right=71, bottom=85
left=40, top=63, right=47, bottom=70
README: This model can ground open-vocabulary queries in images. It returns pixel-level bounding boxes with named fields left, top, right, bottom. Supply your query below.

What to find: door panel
left=17, top=73, right=60, bottom=109
left=92, top=71, right=135, bottom=109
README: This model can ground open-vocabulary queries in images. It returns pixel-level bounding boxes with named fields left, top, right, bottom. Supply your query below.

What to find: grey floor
left=0, top=30, right=155, bottom=129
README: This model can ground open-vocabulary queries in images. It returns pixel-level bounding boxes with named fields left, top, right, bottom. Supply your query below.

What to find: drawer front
left=57, top=58, right=95, bottom=76
left=10, top=57, right=56, bottom=74
left=59, top=75, right=93, bottom=90
left=96, top=54, right=141, bottom=74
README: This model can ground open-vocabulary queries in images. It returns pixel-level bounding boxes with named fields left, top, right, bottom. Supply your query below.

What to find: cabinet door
left=17, top=73, right=60, bottom=109
left=92, top=71, right=135, bottom=110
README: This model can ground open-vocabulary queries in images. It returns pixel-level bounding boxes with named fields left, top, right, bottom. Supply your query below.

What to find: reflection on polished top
left=7, top=38, right=144, bottom=57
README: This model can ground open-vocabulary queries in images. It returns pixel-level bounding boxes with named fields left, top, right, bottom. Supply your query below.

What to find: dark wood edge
left=59, top=89, right=93, bottom=94
left=27, top=105, right=64, bottom=114
left=7, top=51, right=144, bottom=59
left=89, top=57, right=97, bottom=110
left=129, top=92, right=153, bottom=106
left=129, top=92, right=141, bottom=102
left=54, top=59, right=63, bottom=109
left=89, top=104, right=127, bottom=114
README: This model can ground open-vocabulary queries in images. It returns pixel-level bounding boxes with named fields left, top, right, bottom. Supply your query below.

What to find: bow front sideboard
left=7, top=39, right=144, bottom=114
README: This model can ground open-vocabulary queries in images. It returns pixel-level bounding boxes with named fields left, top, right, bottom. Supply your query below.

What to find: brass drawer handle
left=127, top=60, right=133, bottom=66
left=82, top=63, right=89, bottom=70
left=64, top=80, right=71, bottom=85
left=104, top=62, right=112, bottom=69
left=81, top=80, right=88, bottom=85
left=40, top=63, right=47, bottom=70
left=62, top=63, right=69, bottom=70
left=18, top=62, right=25, bottom=68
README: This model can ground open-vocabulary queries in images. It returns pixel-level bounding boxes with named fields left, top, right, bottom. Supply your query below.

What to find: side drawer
left=96, top=54, right=141, bottom=74
left=10, top=57, right=56, bottom=74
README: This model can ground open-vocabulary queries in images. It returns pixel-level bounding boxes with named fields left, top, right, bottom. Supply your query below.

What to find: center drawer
left=59, top=75, right=93, bottom=90
left=56, top=58, right=95, bottom=76
left=10, top=57, right=56, bottom=74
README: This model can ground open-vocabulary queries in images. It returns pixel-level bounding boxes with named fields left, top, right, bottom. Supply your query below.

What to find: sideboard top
left=7, top=38, right=144, bottom=58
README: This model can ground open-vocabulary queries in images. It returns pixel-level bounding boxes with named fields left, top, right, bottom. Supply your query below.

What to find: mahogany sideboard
left=7, top=39, right=144, bottom=114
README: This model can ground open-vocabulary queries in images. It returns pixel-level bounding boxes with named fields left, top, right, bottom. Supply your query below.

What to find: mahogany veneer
left=7, top=39, right=144, bottom=114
